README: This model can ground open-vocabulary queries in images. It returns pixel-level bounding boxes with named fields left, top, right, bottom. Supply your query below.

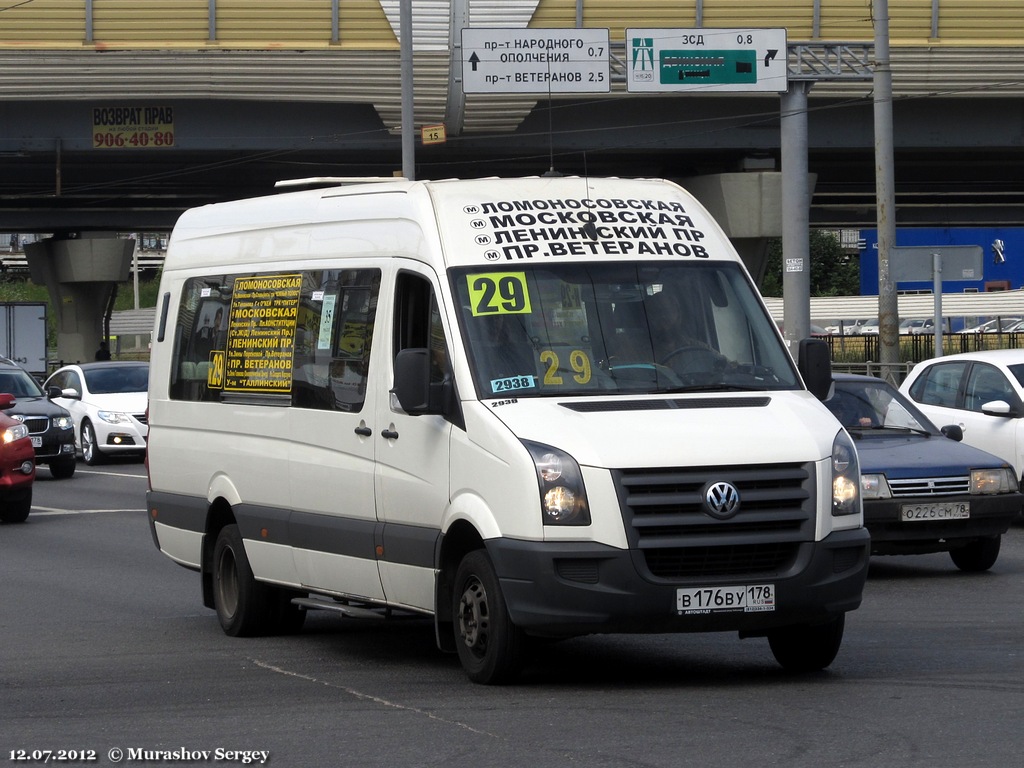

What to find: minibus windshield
left=451, top=261, right=800, bottom=398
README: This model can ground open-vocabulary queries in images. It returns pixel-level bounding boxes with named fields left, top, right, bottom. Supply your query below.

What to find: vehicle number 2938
left=676, top=584, right=775, bottom=614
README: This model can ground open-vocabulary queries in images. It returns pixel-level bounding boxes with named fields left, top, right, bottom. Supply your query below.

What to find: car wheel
left=81, top=421, right=105, bottom=465
left=0, top=487, right=32, bottom=523
left=950, top=535, right=1001, bottom=572
left=452, top=549, right=524, bottom=684
left=48, top=456, right=76, bottom=479
left=212, top=524, right=276, bottom=637
left=768, top=614, right=845, bottom=673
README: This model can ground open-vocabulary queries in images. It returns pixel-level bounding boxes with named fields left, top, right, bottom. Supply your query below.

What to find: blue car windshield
left=450, top=261, right=799, bottom=398
left=827, top=378, right=936, bottom=434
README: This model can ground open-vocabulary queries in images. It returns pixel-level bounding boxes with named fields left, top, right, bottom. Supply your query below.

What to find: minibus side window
left=394, top=271, right=449, bottom=387
left=293, top=269, right=381, bottom=413
left=170, top=269, right=381, bottom=410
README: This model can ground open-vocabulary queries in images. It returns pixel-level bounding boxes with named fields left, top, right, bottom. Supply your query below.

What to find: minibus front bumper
left=484, top=527, right=871, bottom=636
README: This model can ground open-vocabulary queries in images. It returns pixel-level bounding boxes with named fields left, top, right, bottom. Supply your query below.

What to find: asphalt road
left=3, top=462, right=1023, bottom=768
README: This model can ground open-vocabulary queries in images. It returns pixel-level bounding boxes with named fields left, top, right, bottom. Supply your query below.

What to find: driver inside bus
left=644, top=288, right=726, bottom=375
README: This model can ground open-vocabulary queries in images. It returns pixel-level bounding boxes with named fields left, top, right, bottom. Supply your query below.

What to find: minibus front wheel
left=453, top=550, right=524, bottom=685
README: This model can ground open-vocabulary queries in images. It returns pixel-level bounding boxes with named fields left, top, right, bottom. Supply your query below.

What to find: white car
left=44, top=362, right=149, bottom=465
left=900, top=349, right=1024, bottom=483
left=859, top=318, right=880, bottom=335
left=962, top=317, right=1022, bottom=334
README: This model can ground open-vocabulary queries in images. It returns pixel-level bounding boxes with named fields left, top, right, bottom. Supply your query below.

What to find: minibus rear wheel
left=212, top=524, right=273, bottom=636
left=452, top=550, right=524, bottom=684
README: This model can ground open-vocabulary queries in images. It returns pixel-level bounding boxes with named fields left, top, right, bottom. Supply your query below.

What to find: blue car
left=826, top=373, right=1022, bottom=571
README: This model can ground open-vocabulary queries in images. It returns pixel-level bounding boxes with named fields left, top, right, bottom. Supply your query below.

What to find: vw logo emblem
left=704, top=481, right=740, bottom=519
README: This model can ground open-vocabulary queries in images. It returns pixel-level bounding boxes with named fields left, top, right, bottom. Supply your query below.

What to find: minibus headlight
left=3, top=423, right=29, bottom=443
left=971, top=468, right=1018, bottom=494
left=860, top=473, right=891, bottom=499
left=832, top=430, right=861, bottom=516
left=524, top=441, right=590, bottom=526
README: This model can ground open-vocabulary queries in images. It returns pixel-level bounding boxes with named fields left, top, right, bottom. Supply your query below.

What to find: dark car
left=0, top=392, right=36, bottom=522
left=826, top=373, right=1022, bottom=571
left=0, top=357, right=78, bottom=478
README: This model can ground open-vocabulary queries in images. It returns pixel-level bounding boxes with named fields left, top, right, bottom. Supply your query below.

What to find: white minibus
left=146, top=176, right=869, bottom=683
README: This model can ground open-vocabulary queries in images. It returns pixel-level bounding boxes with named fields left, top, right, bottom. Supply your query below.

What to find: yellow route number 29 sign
left=467, top=272, right=532, bottom=316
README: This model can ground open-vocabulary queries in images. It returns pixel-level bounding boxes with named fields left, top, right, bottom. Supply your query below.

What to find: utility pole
left=873, top=0, right=900, bottom=382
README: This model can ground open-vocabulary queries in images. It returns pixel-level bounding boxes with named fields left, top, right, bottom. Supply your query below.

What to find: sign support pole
left=400, top=0, right=415, bottom=180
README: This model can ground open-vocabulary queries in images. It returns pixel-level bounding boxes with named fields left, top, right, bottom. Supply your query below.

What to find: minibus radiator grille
left=613, top=462, right=816, bottom=579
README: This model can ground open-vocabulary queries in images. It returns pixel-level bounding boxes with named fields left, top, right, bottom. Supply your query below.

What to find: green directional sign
left=659, top=49, right=758, bottom=86
left=627, top=28, right=788, bottom=93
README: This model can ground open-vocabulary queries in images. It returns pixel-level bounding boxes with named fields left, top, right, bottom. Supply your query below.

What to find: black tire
left=452, top=549, right=524, bottom=685
left=768, top=614, right=845, bottom=673
left=0, top=487, right=31, bottom=523
left=81, top=421, right=105, bottom=466
left=48, top=456, right=76, bottom=479
left=212, top=524, right=275, bottom=637
left=950, top=535, right=1001, bottom=572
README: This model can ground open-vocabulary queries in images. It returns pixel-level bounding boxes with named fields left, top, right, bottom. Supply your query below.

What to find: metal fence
left=825, top=332, right=1024, bottom=383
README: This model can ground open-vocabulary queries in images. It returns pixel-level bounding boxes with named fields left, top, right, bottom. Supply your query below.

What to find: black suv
left=0, top=357, right=77, bottom=479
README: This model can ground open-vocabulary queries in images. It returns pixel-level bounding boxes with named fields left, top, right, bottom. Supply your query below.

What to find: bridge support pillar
left=24, top=235, right=133, bottom=365
left=682, top=171, right=815, bottom=288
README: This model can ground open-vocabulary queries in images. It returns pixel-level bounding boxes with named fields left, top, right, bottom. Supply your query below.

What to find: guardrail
left=0, top=249, right=165, bottom=275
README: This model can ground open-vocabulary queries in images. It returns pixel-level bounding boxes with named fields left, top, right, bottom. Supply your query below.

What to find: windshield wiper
left=660, top=383, right=767, bottom=394
left=850, top=424, right=931, bottom=436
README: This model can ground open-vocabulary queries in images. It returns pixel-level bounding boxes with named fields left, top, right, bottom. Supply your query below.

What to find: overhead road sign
left=461, top=27, right=610, bottom=94
left=627, top=28, right=788, bottom=93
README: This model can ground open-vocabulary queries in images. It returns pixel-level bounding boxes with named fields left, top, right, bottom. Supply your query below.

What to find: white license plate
left=30, top=436, right=42, bottom=448
left=676, top=584, right=775, bottom=615
left=900, top=502, right=970, bottom=521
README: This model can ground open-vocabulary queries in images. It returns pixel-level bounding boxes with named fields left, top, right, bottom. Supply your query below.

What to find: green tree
left=760, top=230, right=860, bottom=297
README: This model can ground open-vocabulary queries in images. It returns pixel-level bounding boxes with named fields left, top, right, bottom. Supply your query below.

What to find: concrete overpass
left=2, top=1, right=1024, bottom=360
left=0, top=0, right=1022, bottom=233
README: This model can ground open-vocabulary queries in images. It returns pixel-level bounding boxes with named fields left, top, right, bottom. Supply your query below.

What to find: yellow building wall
left=0, top=1, right=1022, bottom=49
left=0, top=0, right=396, bottom=49
left=0, top=0, right=85, bottom=43
left=531, top=0, right=1024, bottom=45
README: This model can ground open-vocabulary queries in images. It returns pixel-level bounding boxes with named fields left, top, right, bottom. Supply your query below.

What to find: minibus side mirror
left=392, top=348, right=432, bottom=415
left=798, top=338, right=833, bottom=401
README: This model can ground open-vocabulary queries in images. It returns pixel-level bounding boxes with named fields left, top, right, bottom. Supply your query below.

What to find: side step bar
left=291, top=597, right=386, bottom=620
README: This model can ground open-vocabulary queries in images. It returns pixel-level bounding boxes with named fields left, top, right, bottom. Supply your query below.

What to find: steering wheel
left=662, top=345, right=723, bottom=372
left=607, top=362, right=682, bottom=387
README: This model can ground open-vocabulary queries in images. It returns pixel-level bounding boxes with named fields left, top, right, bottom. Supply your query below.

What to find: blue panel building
left=859, top=228, right=1023, bottom=295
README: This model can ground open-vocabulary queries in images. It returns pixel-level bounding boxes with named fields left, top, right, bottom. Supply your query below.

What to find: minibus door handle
left=354, top=426, right=372, bottom=437
left=381, top=428, right=400, bottom=440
